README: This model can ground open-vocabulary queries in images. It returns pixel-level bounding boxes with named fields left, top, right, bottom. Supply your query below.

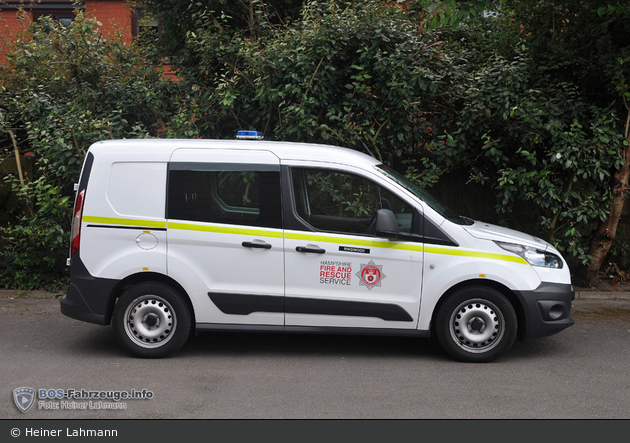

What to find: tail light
left=70, top=188, right=86, bottom=258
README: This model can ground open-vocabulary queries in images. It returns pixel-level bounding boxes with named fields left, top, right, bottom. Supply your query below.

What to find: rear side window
left=167, top=167, right=282, bottom=229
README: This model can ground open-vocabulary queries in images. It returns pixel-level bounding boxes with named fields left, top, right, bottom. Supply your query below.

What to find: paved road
left=2, top=297, right=629, bottom=419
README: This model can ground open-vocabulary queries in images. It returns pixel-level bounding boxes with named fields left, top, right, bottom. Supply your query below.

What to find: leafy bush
left=0, top=176, right=71, bottom=290
left=443, top=49, right=624, bottom=267
left=1, top=0, right=630, bottom=288
left=169, top=0, right=449, bottom=162
left=409, top=1, right=630, bottom=276
left=0, top=12, right=182, bottom=289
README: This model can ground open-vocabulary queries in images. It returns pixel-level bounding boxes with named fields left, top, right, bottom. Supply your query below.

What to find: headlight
left=495, top=241, right=563, bottom=269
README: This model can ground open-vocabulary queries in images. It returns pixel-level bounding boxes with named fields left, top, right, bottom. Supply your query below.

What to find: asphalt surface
left=2, top=288, right=630, bottom=420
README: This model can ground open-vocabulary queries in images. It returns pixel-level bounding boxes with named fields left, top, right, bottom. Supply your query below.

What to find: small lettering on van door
left=339, top=246, right=370, bottom=254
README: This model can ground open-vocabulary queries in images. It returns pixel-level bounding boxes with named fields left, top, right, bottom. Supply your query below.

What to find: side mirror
left=375, top=209, right=399, bottom=239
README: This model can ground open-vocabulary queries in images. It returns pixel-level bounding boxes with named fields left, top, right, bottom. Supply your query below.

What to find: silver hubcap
left=449, top=298, right=504, bottom=353
left=123, top=295, right=176, bottom=349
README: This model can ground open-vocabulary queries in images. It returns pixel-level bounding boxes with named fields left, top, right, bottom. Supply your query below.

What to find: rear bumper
left=60, top=255, right=119, bottom=325
left=515, top=282, right=575, bottom=339
left=60, top=283, right=107, bottom=325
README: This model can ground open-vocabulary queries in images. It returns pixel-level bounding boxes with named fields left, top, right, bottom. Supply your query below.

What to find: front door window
left=292, top=168, right=414, bottom=235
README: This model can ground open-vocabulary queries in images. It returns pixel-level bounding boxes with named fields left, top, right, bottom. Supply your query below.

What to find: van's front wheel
left=113, top=282, right=191, bottom=358
left=436, top=286, right=517, bottom=363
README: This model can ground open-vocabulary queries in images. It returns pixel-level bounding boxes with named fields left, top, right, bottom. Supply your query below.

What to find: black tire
left=112, top=282, right=192, bottom=358
left=435, top=286, right=517, bottom=363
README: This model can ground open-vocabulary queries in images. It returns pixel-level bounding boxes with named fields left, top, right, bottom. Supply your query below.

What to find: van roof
left=89, top=139, right=382, bottom=168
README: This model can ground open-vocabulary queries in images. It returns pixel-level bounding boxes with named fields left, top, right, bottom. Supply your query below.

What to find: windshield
left=376, top=165, right=472, bottom=225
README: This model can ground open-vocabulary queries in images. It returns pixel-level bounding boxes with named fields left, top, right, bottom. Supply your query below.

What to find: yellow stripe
left=83, top=215, right=166, bottom=229
left=425, top=246, right=528, bottom=264
left=82, top=216, right=526, bottom=264
left=168, top=222, right=283, bottom=238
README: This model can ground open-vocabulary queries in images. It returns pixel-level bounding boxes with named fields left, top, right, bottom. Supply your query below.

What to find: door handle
left=296, top=246, right=326, bottom=254
left=242, top=241, right=272, bottom=249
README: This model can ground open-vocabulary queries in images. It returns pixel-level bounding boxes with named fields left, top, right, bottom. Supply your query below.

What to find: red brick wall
left=85, top=0, right=133, bottom=45
left=0, top=1, right=134, bottom=64
left=0, top=9, right=29, bottom=38
left=0, top=9, right=31, bottom=65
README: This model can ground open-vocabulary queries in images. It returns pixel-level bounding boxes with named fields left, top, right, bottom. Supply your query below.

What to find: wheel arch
left=104, top=272, right=195, bottom=326
left=430, top=278, right=526, bottom=339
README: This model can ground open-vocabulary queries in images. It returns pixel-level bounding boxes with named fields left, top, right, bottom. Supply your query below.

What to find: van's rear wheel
left=113, top=282, right=191, bottom=358
left=436, top=286, right=517, bottom=363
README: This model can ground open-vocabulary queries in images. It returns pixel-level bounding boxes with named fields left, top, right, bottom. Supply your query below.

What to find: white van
left=60, top=135, right=574, bottom=362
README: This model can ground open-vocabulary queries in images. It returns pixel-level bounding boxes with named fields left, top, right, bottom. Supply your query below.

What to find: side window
left=33, top=12, right=75, bottom=28
left=290, top=168, right=375, bottom=235
left=167, top=168, right=282, bottom=229
left=292, top=168, right=416, bottom=236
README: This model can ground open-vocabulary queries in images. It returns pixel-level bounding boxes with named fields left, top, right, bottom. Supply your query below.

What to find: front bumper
left=514, top=282, right=575, bottom=339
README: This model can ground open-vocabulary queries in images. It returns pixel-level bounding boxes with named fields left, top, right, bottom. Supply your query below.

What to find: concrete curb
left=0, top=289, right=64, bottom=299
left=574, top=290, right=630, bottom=301
left=1, top=288, right=630, bottom=301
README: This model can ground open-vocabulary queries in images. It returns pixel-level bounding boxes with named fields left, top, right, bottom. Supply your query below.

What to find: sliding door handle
left=296, top=246, right=326, bottom=254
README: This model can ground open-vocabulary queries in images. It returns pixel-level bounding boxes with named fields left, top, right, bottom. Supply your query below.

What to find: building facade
left=0, top=0, right=136, bottom=65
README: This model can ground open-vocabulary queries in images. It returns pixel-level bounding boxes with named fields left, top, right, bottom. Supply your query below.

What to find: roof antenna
left=361, top=141, right=376, bottom=159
